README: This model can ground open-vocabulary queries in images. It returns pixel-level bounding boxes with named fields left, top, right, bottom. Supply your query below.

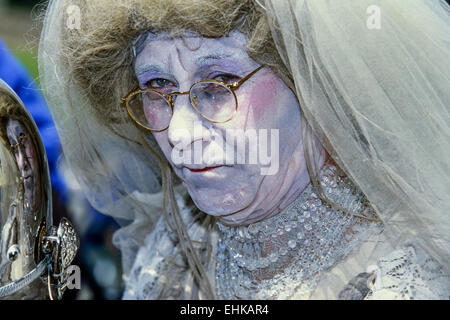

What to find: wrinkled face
left=134, top=31, right=308, bottom=225
left=6, top=119, right=40, bottom=211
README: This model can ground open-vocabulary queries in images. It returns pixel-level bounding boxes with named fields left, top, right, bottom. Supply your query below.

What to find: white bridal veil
left=39, top=0, right=450, bottom=284
left=262, top=0, right=450, bottom=270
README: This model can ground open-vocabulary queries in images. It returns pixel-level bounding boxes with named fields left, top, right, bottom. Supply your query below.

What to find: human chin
left=181, top=165, right=260, bottom=216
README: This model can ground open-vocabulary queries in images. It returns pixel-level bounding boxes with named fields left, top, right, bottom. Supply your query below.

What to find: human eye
left=145, top=78, right=176, bottom=91
left=211, top=73, right=240, bottom=84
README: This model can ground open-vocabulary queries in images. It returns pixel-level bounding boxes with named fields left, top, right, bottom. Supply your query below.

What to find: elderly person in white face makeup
left=38, top=0, right=450, bottom=299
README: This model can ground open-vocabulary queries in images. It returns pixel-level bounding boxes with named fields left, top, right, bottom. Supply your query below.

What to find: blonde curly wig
left=59, top=0, right=290, bottom=126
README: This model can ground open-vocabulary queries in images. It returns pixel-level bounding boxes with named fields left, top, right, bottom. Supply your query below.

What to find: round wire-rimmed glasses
left=121, top=65, right=264, bottom=132
left=9, top=133, right=29, bottom=153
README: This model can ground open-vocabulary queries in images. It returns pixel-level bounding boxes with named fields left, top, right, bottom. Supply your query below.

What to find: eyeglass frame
left=121, top=65, right=264, bottom=132
left=9, top=133, right=29, bottom=153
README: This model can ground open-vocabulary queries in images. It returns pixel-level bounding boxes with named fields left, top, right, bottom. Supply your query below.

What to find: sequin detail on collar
left=215, top=163, right=383, bottom=299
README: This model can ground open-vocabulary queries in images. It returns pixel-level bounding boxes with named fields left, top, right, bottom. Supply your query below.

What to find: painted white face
left=134, top=31, right=320, bottom=225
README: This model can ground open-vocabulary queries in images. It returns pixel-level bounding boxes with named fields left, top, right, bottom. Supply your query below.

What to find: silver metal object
left=0, top=79, right=79, bottom=300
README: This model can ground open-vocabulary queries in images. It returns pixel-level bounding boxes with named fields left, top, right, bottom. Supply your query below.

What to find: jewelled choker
left=215, top=163, right=383, bottom=299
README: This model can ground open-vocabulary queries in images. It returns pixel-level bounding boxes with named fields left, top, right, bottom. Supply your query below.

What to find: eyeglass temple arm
left=121, top=85, right=140, bottom=104
left=122, top=66, right=264, bottom=103
left=231, top=65, right=264, bottom=90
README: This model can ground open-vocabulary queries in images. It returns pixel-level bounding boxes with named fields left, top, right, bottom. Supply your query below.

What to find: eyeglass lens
left=127, top=81, right=237, bottom=131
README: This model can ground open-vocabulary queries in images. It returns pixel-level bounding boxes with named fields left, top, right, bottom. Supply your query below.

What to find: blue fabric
left=0, top=38, right=67, bottom=201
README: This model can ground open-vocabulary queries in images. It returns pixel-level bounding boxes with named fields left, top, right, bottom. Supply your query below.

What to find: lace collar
left=215, top=163, right=383, bottom=299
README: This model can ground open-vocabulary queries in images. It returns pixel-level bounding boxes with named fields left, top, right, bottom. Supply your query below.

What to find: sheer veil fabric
left=39, top=0, right=168, bottom=274
left=264, top=0, right=450, bottom=270
left=38, top=0, right=449, bottom=298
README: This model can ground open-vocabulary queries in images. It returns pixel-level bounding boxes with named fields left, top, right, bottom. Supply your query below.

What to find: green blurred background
left=0, top=0, right=44, bottom=82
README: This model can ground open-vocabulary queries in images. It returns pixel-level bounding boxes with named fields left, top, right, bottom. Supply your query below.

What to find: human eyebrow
left=195, top=53, right=234, bottom=66
left=135, top=64, right=166, bottom=77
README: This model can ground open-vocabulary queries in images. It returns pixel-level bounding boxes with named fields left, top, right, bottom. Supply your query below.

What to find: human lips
left=187, top=165, right=223, bottom=173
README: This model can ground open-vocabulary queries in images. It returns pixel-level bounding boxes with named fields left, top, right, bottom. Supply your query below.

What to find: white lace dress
left=122, top=164, right=450, bottom=300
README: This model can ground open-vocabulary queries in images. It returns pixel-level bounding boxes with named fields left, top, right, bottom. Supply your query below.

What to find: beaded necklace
left=216, top=163, right=383, bottom=299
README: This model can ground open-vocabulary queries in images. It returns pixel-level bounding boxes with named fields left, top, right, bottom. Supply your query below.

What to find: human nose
left=16, top=148, right=30, bottom=175
left=167, top=93, right=210, bottom=149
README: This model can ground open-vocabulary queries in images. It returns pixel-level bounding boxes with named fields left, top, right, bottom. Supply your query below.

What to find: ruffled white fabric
left=123, top=165, right=449, bottom=299
left=367, top=242, right=450, bottom=299
left=123, top=196, right=450, bottom=300
left=123, top=188, right=219, bottom=299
